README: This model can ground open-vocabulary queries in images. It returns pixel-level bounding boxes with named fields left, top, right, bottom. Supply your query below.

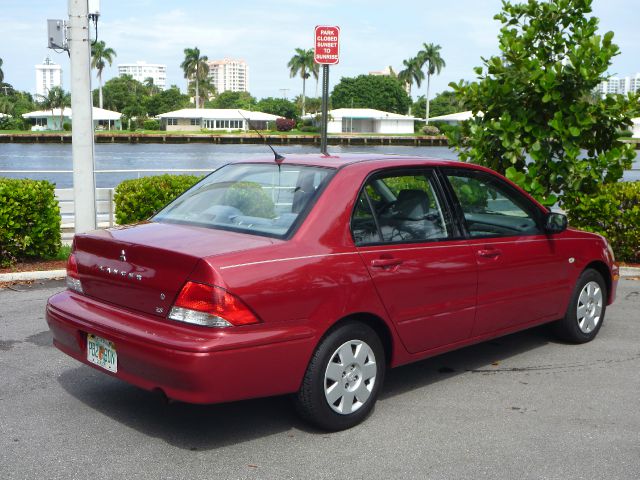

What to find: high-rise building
left=117, top=61, right=167, bottom=90
left=207, top=58, right=249, bottom=93
left=597, top=73, right=640, bottom=97
left=35, top=57, right=63, bottom=97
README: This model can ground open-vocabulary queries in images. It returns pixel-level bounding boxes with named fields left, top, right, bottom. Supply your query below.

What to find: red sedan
left=46, top=154, right=619, bottom=430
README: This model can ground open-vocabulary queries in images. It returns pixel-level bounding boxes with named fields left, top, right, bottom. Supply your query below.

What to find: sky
left=1, top=0, right=639, bottom=101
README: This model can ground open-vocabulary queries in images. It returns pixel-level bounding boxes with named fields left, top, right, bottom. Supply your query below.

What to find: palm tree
left=91, top=41, right=117, bottom=109
left=398, top=57, right=425, bottom=97
left=0, top=58, right=4, bottom=84
left=188, top=75, right=215, bottom=108
left=287, top=48, right=315, bottom=116
left=38, top=86, right=71, bottom=130
left=144, top=77, right=160, bottom=96
left=417, top=43, right=446, bottom=124
left=181, top=47, right=209, bottom=109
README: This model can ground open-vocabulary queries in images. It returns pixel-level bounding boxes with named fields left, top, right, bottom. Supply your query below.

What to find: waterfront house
left=303, top=108, right=417, bottom=134
left=428, top=111, right=477, bottom=125
left=632, top=117, right=640, bottom=138
left=157, top=108, right=280, bottom=131
left=22, top=107, right=122, bottom=131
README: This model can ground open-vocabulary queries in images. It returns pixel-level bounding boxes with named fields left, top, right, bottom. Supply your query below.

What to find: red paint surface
left=46, top=154, right=618, bottom=404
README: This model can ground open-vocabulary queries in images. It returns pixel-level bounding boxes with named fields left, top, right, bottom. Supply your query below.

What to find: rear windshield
left=153, top=163, right=334, bottom=238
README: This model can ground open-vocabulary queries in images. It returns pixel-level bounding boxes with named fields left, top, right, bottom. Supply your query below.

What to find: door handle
left=477, top=248, right=502, bottom=258
left=370, top=258, right=403, bottom=268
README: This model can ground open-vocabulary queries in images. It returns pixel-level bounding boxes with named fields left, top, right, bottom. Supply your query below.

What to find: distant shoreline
left=1, top=133, right=638, bottom=149
left=0, top=132, right=450, bottom=147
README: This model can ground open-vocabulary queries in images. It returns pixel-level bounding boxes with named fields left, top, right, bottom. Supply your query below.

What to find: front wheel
left=555, top=269, right=607, bottom=343
left=295, top=321, right=385, bottom=431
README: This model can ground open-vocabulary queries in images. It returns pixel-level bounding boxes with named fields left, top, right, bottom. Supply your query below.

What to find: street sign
left=314, top=26, right=340, bottom=65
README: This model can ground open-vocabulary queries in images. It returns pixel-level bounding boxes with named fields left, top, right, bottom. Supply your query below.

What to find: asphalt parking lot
left=1, top=279, right=638, bottom=480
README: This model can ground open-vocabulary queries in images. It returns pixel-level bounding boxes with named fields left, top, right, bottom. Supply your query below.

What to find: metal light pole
left=68, top=0, right=97, bottom=232
left=320, top=64, right=329, bottom=156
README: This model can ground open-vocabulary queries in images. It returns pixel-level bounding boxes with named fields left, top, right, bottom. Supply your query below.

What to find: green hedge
left=567, top=181, right=640, bottom=263
left=0, top=178, right=61, bottom=267
left=114, top=174, right=202, bottom=225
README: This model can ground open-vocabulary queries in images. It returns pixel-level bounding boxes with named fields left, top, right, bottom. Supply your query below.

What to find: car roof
left=233, top=153, right=481, bottom=170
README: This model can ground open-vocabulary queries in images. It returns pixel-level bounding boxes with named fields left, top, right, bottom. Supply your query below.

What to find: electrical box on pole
left=47, top=19, right=66, bottom=49
left=314, top=26, right=340, bottom=156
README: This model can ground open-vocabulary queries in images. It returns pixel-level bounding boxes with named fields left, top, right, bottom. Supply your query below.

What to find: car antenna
left=238, top=110, right=285, bottom=164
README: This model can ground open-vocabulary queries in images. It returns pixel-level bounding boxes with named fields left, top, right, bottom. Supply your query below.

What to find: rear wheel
left=295, top=321, right=385, bottom=431
left=555, top=269, right=607, bottom=343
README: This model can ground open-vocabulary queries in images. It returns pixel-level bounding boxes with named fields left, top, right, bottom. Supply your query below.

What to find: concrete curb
left=1, top=266, right=639, bottom=284
left=0, top=270, right=66, bottom=283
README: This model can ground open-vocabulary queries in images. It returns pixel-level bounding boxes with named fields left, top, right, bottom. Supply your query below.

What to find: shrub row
left=114, top=174, right=203, bottom=224
left=0, top=178, right=61, bottom=267
left=567, top=181, right=640, bottom=263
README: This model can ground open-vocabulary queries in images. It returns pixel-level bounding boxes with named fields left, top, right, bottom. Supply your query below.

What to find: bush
left=0, top=178, right=61, bottom=267
left=143, top=119, right=160, bottom=130
left=299, top=125, right=319, bottom=133
left=275, top=118, right=296, bottom=132
left=616, top=129, right=632, bottom=138
left=114, top=174, right=202, bottom=225
left=567, top=181, right=640, bottom=263
left=422, top=125, right=440, bottom=135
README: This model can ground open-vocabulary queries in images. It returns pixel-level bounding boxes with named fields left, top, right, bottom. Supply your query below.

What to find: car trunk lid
left=73, top=222, right=275, bottom=317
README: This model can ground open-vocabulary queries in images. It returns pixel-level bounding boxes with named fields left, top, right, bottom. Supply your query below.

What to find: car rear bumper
left=46, top=290, right=316, bottom=404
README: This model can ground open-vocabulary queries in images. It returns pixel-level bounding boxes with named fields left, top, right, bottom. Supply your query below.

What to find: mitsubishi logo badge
left=119, top=250, right=127, bottom=262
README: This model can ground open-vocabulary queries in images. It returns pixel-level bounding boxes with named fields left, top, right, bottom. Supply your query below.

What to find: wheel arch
left=583, top=260, right=612, bottom=302
left=323, top=312, right=395, bottom=366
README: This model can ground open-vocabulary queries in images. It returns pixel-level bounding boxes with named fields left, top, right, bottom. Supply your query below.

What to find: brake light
left=66, top=253, right=83, bottom=294
left=168, top=281, right=261, bottom=328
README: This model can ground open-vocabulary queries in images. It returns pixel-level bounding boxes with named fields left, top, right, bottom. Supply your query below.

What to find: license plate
left=87, top=334, right=118, bottom=373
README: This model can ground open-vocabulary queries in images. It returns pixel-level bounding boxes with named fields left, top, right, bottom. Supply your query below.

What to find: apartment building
left=118, top=61, right=167, bottom=90
left=207, top=58, right=249, bottom=93
left=35, top=57, right=63, bottom=97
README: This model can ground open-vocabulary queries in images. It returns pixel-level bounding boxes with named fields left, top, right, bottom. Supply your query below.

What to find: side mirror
left=545, top=212, right=568, bottom=234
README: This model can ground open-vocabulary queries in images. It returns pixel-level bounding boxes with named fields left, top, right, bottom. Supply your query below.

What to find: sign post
left=314, top=25, right=340, bottom=156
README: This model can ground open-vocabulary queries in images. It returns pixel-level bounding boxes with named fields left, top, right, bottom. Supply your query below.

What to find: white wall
left=374, top=119, right=414, bottom=134
left=632, top=119, right=640, bottom=138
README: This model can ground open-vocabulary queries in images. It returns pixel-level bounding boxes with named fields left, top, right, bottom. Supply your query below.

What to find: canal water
left=0, top=143, right=637, bottom=188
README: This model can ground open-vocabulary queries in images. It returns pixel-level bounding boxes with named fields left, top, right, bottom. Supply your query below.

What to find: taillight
left=168, top=281, right=261, bottom=328
left=66, top=252, right=83, bottom=294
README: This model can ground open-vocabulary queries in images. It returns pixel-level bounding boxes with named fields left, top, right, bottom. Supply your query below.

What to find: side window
left=446, top=171, right=542, bottom=238
left=351, top=172, right=452, bottom=245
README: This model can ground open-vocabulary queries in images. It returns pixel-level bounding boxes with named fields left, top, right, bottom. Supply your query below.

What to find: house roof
left=428, top=111, right=478, bottom=122
left=22, top=107, right=122, bottom=121
left=303, top=108, right=417, bottom=121
left=156, top=108, right=280, bottom=121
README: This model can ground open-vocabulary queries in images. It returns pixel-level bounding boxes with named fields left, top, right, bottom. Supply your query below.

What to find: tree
left=144, top=77, right=160, bottom=96
left=412, top=89, right=467, bottom=119
left=91, top=41, right=117, bottom=109
left=397, top=57, right=424, bottom=98
left=181, top=47, right=209, bottom=109
left=0, top=58, right=4, bottom=84
left=146, top=86, right=191, bottom=117
left=96, top=75, right=149, bottom=114
left=38, top=86, right=70, bottom=130
left=447, top=0, right=636, bottom=206
left=331, top=75, right=411, bottom=114
left=255, top=97, right=298, bottom=119
left=207, top=91, right=256, bottom=109
left=287, top=48, right=316, bottom=116
left=188, top=75, right=215, bottom=108
left=417, top=43, right=445, bottom=123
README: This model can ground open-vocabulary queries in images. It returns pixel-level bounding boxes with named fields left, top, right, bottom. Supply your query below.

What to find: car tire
left=554, top=269, right=607, bottom=343
left=295, top=321, right=386, bottom=431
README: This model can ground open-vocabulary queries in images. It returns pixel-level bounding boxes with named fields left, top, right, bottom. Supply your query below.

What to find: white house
left=157, top=108, right=279, bottom=131
left=632, top=117, right=640, bottom=138
left=22, top=107, right=122, bottom=131
left=428, top=111, right=478, bottom=125
left=305, top=108, right=417, bottom=134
